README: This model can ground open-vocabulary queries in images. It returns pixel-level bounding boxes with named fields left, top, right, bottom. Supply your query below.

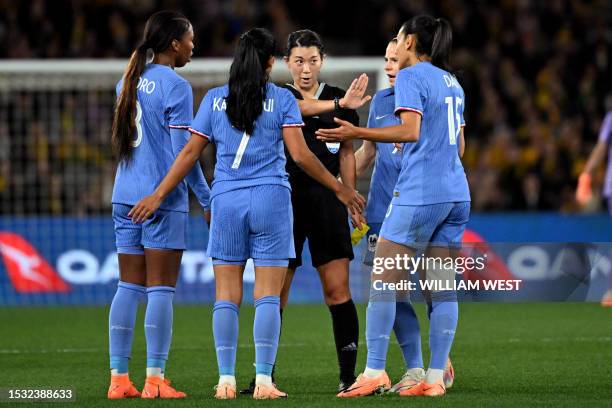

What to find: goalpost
left=0, top=57, right=387, bottom=90
left=0, top=57, right=386, bottom=216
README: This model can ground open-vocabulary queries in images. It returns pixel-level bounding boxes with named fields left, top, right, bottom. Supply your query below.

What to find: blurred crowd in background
left=0, top=0, right=611, bottom=214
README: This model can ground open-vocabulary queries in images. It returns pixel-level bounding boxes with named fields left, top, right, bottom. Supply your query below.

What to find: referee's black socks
left=329, top=299, right=359, bottom=382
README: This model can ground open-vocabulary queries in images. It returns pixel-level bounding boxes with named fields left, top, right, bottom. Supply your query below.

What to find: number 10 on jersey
left=445, top=96, right=462, bottom=145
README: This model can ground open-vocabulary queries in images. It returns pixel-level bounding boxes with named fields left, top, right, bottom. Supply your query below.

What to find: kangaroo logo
left=0, top=232, right=70, bottom=293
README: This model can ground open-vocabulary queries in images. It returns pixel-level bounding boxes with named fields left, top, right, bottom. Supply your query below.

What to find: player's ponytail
left=431, top=18, right=453, bottom=73
left=226, top=28, right=276, bottom=135
left=112, top=10, right=191, bottom=163
left=112, top=44, right=148, bottom=163
left=400, top=15, right=454, bottom=73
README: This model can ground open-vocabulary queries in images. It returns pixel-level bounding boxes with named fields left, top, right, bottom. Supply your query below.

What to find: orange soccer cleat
left=214, top=383, right=237, bottom=400
left=390, top=368, right=425, bottom=393
left=399, top=380, right=445, bottom=397
left=601, top=290, right=612, bottom=307
left=337, top=372, right=391, bottom=398
left=141, top=377, right=187, bottom=399
left=252, top=383, right=288, bottom=400
left=107, top=374, right=141, bottom=399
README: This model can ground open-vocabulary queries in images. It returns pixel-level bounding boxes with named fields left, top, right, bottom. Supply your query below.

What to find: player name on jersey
left=212, top=97, right=274, bottom=112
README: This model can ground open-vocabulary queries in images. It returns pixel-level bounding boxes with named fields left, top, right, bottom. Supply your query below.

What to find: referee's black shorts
left=289, top=184, right=354, bottom=269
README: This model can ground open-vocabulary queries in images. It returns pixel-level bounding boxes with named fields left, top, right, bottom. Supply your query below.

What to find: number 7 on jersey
left=232, top=131, right=251, bottom=169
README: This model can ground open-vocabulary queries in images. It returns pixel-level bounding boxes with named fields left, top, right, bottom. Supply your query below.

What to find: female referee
left=129, top=28, right=365, bottom=400
left=317, top=15, right=469, bottom=398
left=277, top=29, right=365, bottom=393
left=108, top=11, right=211, bottom=399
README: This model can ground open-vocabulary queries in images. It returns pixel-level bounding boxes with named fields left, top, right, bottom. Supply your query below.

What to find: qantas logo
left=0, top=232, right=70, bottom=293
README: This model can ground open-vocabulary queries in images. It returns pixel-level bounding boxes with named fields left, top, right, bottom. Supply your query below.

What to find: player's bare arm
left=129, top=134, right=209, bottom=223
left=354, top=140, right=376, bottom=177
left=316, top=110, right=421, bottom=143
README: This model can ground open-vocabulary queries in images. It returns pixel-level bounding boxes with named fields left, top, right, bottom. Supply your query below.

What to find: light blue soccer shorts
left=112, top=203, right=187, bottom=254
left=379, top=201, right=470, bottom=249
left=208, top=184, right=295, bottom=267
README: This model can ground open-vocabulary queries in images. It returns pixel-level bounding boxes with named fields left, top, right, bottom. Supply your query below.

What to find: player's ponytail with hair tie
left=137, top=42, right=150, bottom=53
left=226, top=28, right=276, bottom=136
left=431, top=17, right=453, bottom=74
left=112, top=10, right=191, bottom=163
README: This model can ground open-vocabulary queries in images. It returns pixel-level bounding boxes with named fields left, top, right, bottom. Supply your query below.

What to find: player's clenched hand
left=316, top=118, right=359, bottom=142
left=128, top=195, right=163, bottom=224
left=340, top=73, right=372, bottom=109
left=336, top=183, right=366, bottom=215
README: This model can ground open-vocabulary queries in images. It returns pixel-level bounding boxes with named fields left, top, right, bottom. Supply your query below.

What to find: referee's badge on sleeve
left=326, top=142, right=340, bottom=154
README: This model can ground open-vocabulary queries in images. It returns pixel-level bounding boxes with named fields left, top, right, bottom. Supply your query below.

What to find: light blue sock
left=365, top=289, right=395, bottom=370
left=394, top=301, right=424, bottom=369
left=253, top=296, right=280, bottom=376
left=429, top=291, right=458, bottom=370
left=145, top=286, right=175, bottom=373
left=213, top=301, right=239, bottom=376
left=109, top=281, right=146, bottom=374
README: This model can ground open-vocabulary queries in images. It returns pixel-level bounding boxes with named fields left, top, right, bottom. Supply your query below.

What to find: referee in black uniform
left=282, top=30, right=366, bottom=392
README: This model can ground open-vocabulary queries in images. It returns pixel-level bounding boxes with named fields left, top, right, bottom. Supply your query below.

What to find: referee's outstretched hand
left=336, top=183, right=366, bottom=216
left=128, top=194, right=162, bottom=224
left=339, top=73, right=372, bottom=110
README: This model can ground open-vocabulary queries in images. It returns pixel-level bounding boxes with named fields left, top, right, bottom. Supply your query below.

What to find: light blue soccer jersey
left=365, top=87, right=403, bottom=223
left=393, top=61, right=470, bottom=205
left=189, top=83, right=304, bottom=198
left=112, top=64, right=196, bottom=212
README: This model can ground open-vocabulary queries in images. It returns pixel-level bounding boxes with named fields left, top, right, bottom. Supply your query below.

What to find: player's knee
left=323, top=286, right=351, bottom=305
left=216, top=290, right=242, bottom=305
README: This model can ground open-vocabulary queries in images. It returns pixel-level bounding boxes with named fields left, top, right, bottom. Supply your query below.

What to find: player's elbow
left=289, top=148, right=307, bottom=166
left=401, top=133, right=419, bottom=142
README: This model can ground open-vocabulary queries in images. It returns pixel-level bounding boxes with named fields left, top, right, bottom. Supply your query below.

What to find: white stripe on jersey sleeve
left=394, top=107, right=423, bottom=117
left=188, top=127, right=211, bottom=140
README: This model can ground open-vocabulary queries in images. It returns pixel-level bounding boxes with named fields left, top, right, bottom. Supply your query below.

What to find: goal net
left=0, top=58, right=385, bottom=305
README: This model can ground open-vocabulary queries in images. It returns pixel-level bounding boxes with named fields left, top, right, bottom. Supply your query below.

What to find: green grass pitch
left=1, top=303, right=611, bottom=407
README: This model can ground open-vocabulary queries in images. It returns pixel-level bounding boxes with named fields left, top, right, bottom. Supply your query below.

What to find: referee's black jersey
left=282, top=83, right=359, bottom=188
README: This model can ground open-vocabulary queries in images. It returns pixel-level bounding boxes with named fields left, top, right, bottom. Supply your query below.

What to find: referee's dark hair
left=285, top=29, right=325, bottom=57
left=112, top=10, right=191, bottom=163
left=226, top=28, right=276, bottom=135
left=399, top=15, right=453, bottom=73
